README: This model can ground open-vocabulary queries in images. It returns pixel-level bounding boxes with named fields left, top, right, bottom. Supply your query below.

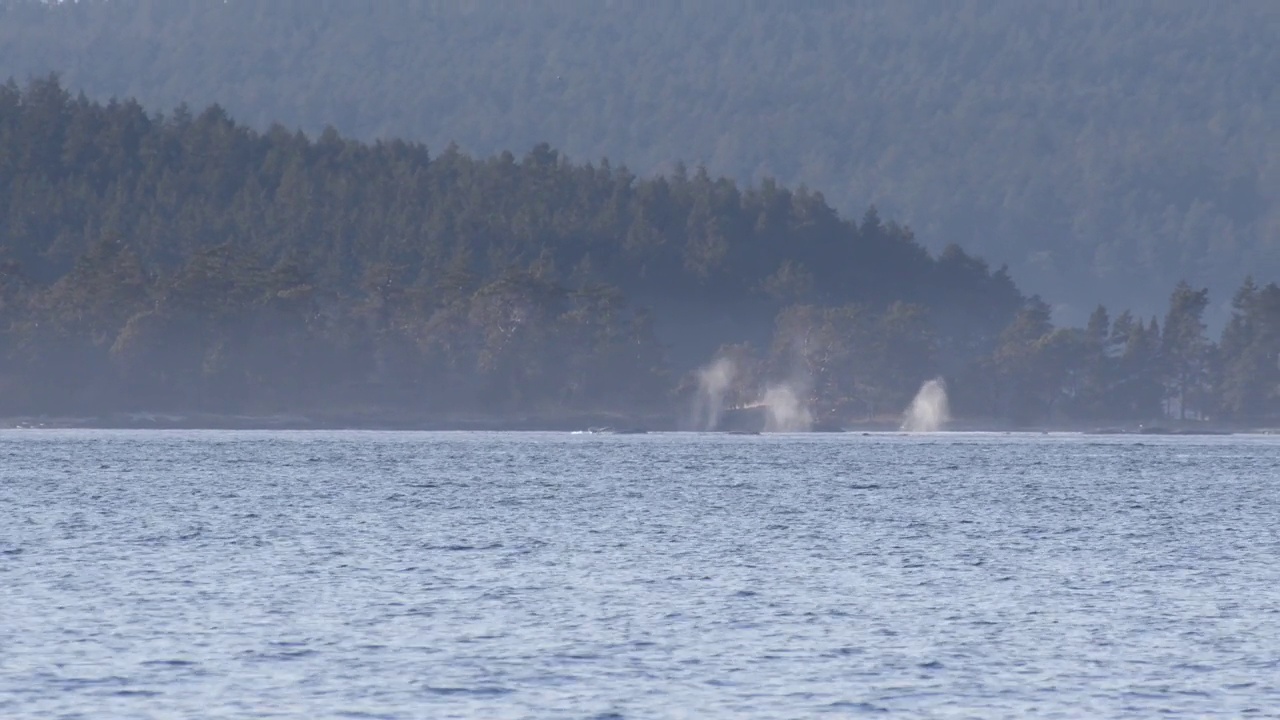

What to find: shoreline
left=0, top=412, right=1274, bottom=435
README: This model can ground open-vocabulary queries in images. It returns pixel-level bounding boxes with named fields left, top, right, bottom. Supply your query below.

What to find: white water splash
left=762, top=383, right=812, bottom=432
left=693, top=357, right=737, bottom=431
left=902, top=378, right=950, bottom=432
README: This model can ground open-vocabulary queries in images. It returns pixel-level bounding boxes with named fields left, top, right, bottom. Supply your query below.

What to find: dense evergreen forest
left=1, top=0, right=1275, bottom=326
left=1, top=79, right=1277, bottom=428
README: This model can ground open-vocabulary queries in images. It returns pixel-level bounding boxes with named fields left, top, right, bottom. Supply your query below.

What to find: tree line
left=1, top=0, right=1274, bottom=324
left=0, top=78, right=1276, bottom=427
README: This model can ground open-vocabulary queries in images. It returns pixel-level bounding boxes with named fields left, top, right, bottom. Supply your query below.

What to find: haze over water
left=3, top=430, right=1278, bottom=717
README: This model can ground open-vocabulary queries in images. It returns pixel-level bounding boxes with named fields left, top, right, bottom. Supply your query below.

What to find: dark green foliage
left=1217, top=279, right=1280, bottom=420
left=1, top=0, right=1273, bottom=321
left=2, top=79, right=1278, bottom=426
left=1161, top=282, right=1212, bottom=420
left=0, top=80, right=1021, bottom=420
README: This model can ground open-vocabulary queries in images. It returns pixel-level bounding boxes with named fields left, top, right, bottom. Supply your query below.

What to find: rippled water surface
left=3, top=430, right=1280, bottom=718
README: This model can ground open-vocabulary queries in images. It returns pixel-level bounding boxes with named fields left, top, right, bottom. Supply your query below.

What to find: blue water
left=2, top=430, right=1278, bottom=718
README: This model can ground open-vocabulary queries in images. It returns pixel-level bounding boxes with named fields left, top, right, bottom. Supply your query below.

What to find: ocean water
left=2, top=430, right=1278, bottom=718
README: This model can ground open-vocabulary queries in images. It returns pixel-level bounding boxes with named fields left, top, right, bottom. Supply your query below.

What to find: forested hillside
left=0, top=78, right=1023, bottom=424
left=1, top=0, right=1275, bottom=322
left=2, top=81, right=1278, bottom=427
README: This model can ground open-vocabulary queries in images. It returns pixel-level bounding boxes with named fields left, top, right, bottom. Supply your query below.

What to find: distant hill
left=1, top=0, right=1277, bottom=322
left=4, top=80, right=1276, bottom=427
left=0, top=79, right=1028, bottom=422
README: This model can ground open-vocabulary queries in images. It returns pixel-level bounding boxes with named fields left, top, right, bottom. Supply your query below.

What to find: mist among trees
left=0, top=79, right=1277, bottom=427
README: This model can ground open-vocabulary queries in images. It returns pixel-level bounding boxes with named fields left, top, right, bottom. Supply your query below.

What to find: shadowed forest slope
left=4, top=81, right=1280, bottom=427
left=0, top=79, right=1030, bottom=423
left=1, top=0, right=1276, bottom=323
